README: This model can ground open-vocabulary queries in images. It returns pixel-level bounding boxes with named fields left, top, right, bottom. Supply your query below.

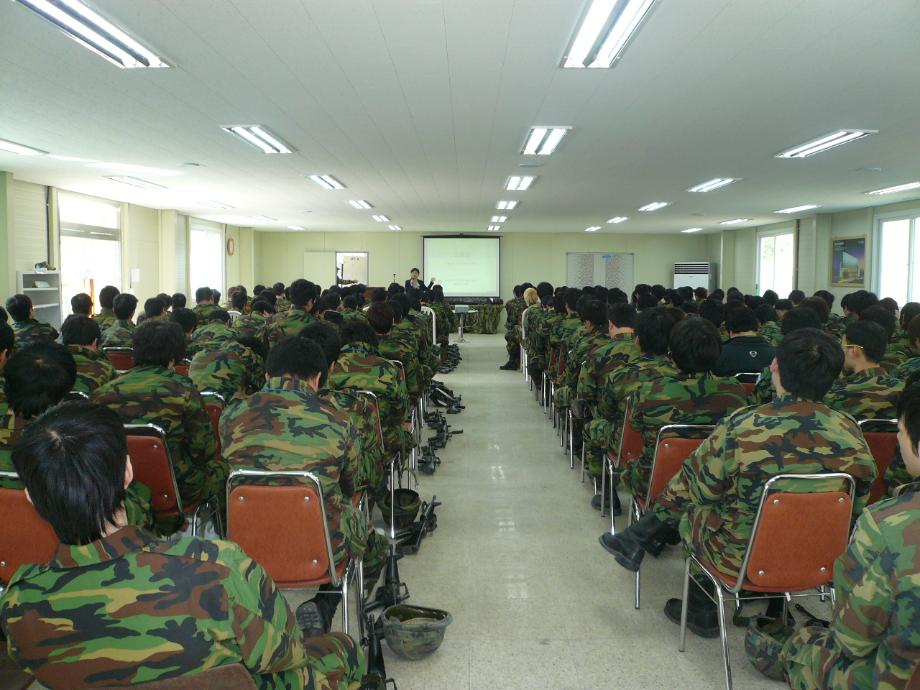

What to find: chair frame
left=0, top=471, right=59, bottom=596
left=603, top=396, right=642, bottom=530
left=857, top=417, right=898, bottom=504
left=679, top=472, right=855, bottom=690
left=102, top=346, right=135, bottom=374
left=355, top=389, right=399, bottom=538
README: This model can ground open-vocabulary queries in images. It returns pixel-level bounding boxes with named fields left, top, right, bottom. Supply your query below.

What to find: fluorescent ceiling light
left=720, top=218, right=750, bottom=225
left=14, top=0, right=169, bottom=69
left=106, top=175, right=165, bottom=190
left=522, top=126, right=570, bottom=155
left=487, top=225, right=501, bottom=232
left=388, top=225, right=402, bottom=231
left=681, top=227, right=703, bottom=234
left=607, top=216, right=628, bottom=224
left=308, top=174, right=345, bottom=190
left=251, top=215, right=277, bottom=222
left=638, top=201, right=668, bottom=212
left=563, top=0, right=658, bottom=69
left=505, top=175, right=536, bottom=191
left=864, top=181, right=920, bottom=196
left=496, top=200, right=518, bottom=210
left=50, top=154, right=98, bottom=162
left=287, top=225, right=305, bottom=231
left=222, top=125, right=293, bottom=154
left=349, top=199, right=373, bottom=209
left=491, top=215, right=508, bottom=223
left=372, top=214, right=390, bottom=222
left=87, top=162, right=181, bottom=177
left=687, top=177, right=738, bottom=193
left=197, top=201, right=234, bottom=210
left=0, top=137, right=47, bottom=155
left=775, top=204, right=819, bottom=214
left=585, top=226, right=601, bottom=232
left=775, top=129, right=876, bottom=159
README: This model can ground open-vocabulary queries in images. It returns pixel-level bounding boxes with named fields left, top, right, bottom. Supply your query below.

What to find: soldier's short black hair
left=324, top=292, right=342, bottom=310
left=774, top=298, right=793, bottom=312
left=563, top=288, right=581, bottom=311
left=289, top=279, right=315, bottom=307
left=513, top=285, right=524, bottom=298
left=157, top=293, right=173, bottom=310
left=698, top=299, right=723, bottom=328
left=253, top=284, right=266, bottom=296
left=813, top=290, right=835, bottom=309
left=61, top=314, right=102, bottom=347
left=113, top=293, right=138, bottom=321
left=171, top=292, right=187, bottom=309
left=98, top=285, right=120, bottom=310
left=755, top=304, right=778, bottom=325
left=581, top=300, right=606, bottom=328
left=799, top=297, right=829, bottom=324
left=266, top=336, right=327, bottom=380
left=776, top=328, right=843, bottom=401
left=902, top=303, right=920, bottom=330
left=14, top=402, right=128, bottom=545
left=635, top=307, right=678, bottom=356
left=70, top=293, right=92, bottom=316
left=711, top=289, right=725, bottom=302
left=608, top=303, right=636, bottom=329
left=725, top=306, right=758, bottom=334
left=608, top=288, right=628, bottom=305
left=0, top=322, right=13, bottom=356
left=367, top=303, right=394, bottom=335
left=781, top=307, right=820, bottom=335
left=846, top=290, right=879, bottom=315
left=211, top=289, right=221, bottom=304
left=551, top=293, right=566, bottom=314
left=300, top=322, right=342, bottom=385
left=169, top=307, right=198, bottom=334
left=693, top=287, right=709, bottom=301
left=844, top=320, right=887, bottom=364
left=860, top=304, right=896, bottom=339
left=788, top=289, right=805, bottom=305
left=388, top=300, right=404, bottom=323
left=260, top=290, right=277, bottom=306
left=669, top=318, right=721, bottom=374
left=636, top=292, right=659, bottom=310
left=133, top=321, right=186, bottom=367
left=209, top=310, right=231, bottom=324
left=0, top=306, right=6, bottom=324
left=144, top=297, right=165, bottom=319
left=341, top=319, right=379, bottom=347
left=231, top=291, right=247, bottom=310
left=4, top=343, right=76, bottom=419
left=251, top=299, right=274, bottom=315
left=273, top=282, right=285, bottom=295
left=195, top=287, right=212, bottom=303
left=6, top=294, right=32, bottom=323
left=342, top=295, right=359, bottom=311
left=371, top=288, right=388, bottom=303
left=536, top=282, right=554, bottom=298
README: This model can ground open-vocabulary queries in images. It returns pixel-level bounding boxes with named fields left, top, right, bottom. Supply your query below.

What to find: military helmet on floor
left=382, top=604, right=452, bottom=660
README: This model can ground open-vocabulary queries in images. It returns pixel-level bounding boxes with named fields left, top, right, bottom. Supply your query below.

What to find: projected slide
left=423, top=236, right=500, bottom=298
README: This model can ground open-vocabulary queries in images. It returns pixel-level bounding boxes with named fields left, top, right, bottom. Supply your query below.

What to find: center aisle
left=385, top=334, right=774, bottom=690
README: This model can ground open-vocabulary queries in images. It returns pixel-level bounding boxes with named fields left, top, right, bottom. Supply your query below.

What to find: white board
left=566, top=252, right=634, bottom=292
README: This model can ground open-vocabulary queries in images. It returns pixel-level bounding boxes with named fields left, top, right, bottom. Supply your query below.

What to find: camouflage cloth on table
left=473, top=303, right=502, bottom=334
left=651, top=395, right=877, bottom=581
left=575, top=333, right=639, bottom=406
left=219, top=376, right=386, bottom=581
left=758, top=321, right=782, bottom=347
left=622, top=373, right=751, bottom=494
left=11, top=319, right=58, bottom=352
left=823, top=367, right=903, bottom=421
left=232, top=312, right=269, bottom=348
left=192, top=303, right=221, bottom=325
left=100, top=319, right=136, bottom=348
left=92, top=308, right=116, bottom=333
left=0, top=526, right=366, bottom=690
left=553, top=328, right=608, bottom=409
left=91, top=365, right=223, bottom=509
left=67, top=344, right=116, bottom=396
left=320, top=387, right=386, bottom=494
left=782, top=490, right=920, bottom=690
left=267, top=306, right=316, bottom=347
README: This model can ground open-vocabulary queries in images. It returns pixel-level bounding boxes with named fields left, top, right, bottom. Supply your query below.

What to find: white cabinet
left=17, top=270, right=63, bottom=329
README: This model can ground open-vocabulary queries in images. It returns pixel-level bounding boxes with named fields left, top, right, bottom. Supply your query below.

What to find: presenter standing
left=405, top=268, right=435, bottom=291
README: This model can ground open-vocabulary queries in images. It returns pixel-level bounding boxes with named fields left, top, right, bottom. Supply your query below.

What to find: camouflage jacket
left=189, top=347, right=257, bottom=401
left=92, top=308, right=116, bottom=333
left=378, top=332, right=421, bottom=397
left=342, top=309, right=367, bottom=324
left=824, top=367, right=903, bottom=421
left=267, top=306, right=315, bottom=346
left=231, top=313, right=269, bottom=346
left=219, top=377, right=370, bottom=566
left=192, top=303, right=221, bottom=324
left=319, top=387, right=385, bottom=493
left=504, top=297, right=526, bottom=332
left=880, top=338, right=911, bottom=373
left=11, top=319, right=58, bottom=351
left=67, top=345, right=116, bottom=396
left=549, top=316, right=582, bottom=372
left=0, top=381, right=15, bottom=476
left=0, top=526, right=322, bottom=690
left=758, top=321, right=782, bottom=347
left=598, top=353, right=679, bottom=423
left=100, top=319, right=136, bottom=348
left=892, top=356, right=920, bottom=382
left=91, top=365, right=219, bottom=505
left=522, top=306, right=549, bottom=367
left=753, top=365, right=774, bottom=404
left=429, top=302, right=452, bottom=344
left=576, top=332, right=639, bottom=404
left=826, top=313, right=854, bottom=339
left=655, top=395, right=877, bottom=580
left=562, top=328, right=609, bottom=392
left=275, top=297, right=292, bottom=313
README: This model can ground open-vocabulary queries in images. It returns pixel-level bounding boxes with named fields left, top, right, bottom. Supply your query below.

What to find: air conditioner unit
left=673, top=262, right=717, bottom=291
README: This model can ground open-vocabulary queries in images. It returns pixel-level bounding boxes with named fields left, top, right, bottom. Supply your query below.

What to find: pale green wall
left=122, top=203, right=160, bottom=300
left=0, top=172, right=11, bottom=295
left=226, top=226, right=255, bottom=290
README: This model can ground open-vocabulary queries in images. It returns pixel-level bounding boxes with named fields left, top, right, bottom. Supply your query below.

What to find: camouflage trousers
left=179, top=457, right=230, bottom=516
left=583, top=418, right=614, bottom=477
left=504, top=327, right=520, bottom=357
left=303, top=632, right=367, bottom=690
left=781, top=625, right=873, bottom=690
left=340, top=506, right=388, bottom=585
left=622, top=456, right=652, bottom=496
left=553, top=384, right=571, bottom=410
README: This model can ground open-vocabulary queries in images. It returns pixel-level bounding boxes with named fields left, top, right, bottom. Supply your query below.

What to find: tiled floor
left=379, top=334, right=781, bottom=690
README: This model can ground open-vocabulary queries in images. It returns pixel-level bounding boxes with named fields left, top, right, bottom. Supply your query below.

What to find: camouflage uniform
left=67, top=345, right=116, bottom=396
left=93, top=307, right=116, bottom=333
left=553, top=328, right=608, bottom=409
left=342, top=308, right=367, bottom=324
left=275, top=296, right=292, bottom=313
left=548, top=315, right=582, bottom=379
left=192, top=303, right=221, bottom=324
left=752, top=365, right=774, bottom=404
left=623, top=373, right=751, bottom=494
left=824, top=367, right=903, bottom=421
left=891, top=355, right=920, bottom=382
left=91, top=365, right=224, bottom=508
left=232, top=312, right=269, bottom=348
left=782, top=490, right=920, bottom=690
left=575, top=332, right=639, bottom=406
left=503, top=296, right=526, bottom=361
left=100, top=319, right=136, bottom=348
left=267, top=306, right=316, bottom=346
left=827, top=313, right=855, bottom=340
left=379, top=332, right=421, bottom=401
left=881, top=336, right=910, bottom=372
left=0, top=526, right=365, bottom=690
left=651, top=396, right=877, bottom=581
left=522, top=305, right=548, bottom=373
left=319, top=387, right=386, bottom=495
left=758, top=321, right=782, bottom=347
left=219, top=377, right=386, bottom=580
left=188, top=323, right=263, bottom=399
left=11, top=319, right=58, bottom=352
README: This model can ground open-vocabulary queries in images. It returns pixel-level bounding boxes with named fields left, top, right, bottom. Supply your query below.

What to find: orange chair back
left=125, top=427, right=183, bottom=519
left=618, top=416, right=644, bottom=466
left=205, top=404, right=223, bottom=450
left=103, top=663, right=256, bottom=690
left=646, top=436, right=706, bottom=508
left=0, top=488, right=58, bottom=585
left=174, top=363, right=190, bottom=377
left=741, top=381, right=755, bottom=395
left=104, top=349, right=135, bottom=371
left=863, top=431, right=898, bottom=503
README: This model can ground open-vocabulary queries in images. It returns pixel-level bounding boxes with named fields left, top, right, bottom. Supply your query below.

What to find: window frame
left=873, top=207, right=920, bottom=303
left=754, top=225, right=797, bottom=295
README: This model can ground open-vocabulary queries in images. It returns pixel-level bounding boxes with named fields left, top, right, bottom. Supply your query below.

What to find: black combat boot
left=663, top=578, right=720, bottom=638
left=590, top=491, right=621, bottom=515
left=597, top=513, right=673, bottom=571
left=499, top=358, right=519, bottom=370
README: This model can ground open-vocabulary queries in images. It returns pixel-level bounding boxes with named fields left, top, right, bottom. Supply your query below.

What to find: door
left=756, top=229, right=795, bottom=296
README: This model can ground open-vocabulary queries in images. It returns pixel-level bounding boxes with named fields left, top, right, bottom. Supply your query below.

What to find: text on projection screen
left=423, top=237, right=500, bottom=298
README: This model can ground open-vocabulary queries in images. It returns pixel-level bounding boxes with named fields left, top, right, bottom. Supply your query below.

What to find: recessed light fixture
left=687, top=177, right=739, bottom=193
left=496, top=200, right=519, bottom=210
left=505, top=175, right=536, bottom=191
left=14, top=0, right=169, bottom=69
left=308, top=174, right=345, bottom=190
left=487, top=225, right=501, bottom=232
left=607, top=216, right=628, bottom=224
left=106, top=175, right=166, bottom=190
left=585, top=226, right=601, bottom=232
left=372, top=214, right=390, bottom=222
left=491, top=215, right=508, bottom=223
left=222, top=125, right=293, bottom=154
left=287, top=225, right=305, bottom=231
left=775, top=204, right=820, bottom=214
left=563, top=0, right=658, bottom=69
left=251, top=215, right=277, bottom=222
left=87, top=162, right=181, bottom=177
left=0, top=137, right=47, bottom=156
left=775, top=129, right=876, bottom=159
left=681, top=227, right=703, bottom=234
left=638, top=201, right=669, bottom=212
left=388, top=225, right=402, bottom=231
left=349, top=199, right=373, bottom=209
left=864, top=181, right=920, bottom=196
left=522, top=127, right=570, bottom=155
left=49, top=154, right=98, bottom=162
left=720, top=218, right=750, bottom=225
left=197, top=201, right=234, bottom=210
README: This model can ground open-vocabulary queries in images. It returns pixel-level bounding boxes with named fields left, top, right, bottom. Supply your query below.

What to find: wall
left=122, top=203, right=160, bottom=300
left=0, top=174, right=50, bottom=294
left=226, top=225, right=255, bottom=290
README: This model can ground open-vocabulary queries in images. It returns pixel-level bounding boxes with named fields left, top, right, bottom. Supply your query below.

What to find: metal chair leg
left=679, top=557, right=692, bottom=653
left=341, top=565, right=351, bottom=636
left=580, top=442, right=587, bottom=483
left=716, top=586, right=733, bottom=690
left=600, top=457, right=608, bottom=519
left=568, top=411, right=575, bottom=468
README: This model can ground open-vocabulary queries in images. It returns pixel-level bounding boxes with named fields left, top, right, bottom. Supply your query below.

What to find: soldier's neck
left=100, top=508, right=129, bottom=538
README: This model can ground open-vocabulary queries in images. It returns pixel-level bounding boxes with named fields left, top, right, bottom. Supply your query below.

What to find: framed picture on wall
left=830, top=236, right=866, bottom=287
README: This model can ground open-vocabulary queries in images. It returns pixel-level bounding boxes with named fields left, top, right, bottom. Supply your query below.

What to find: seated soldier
left=187, top=310, right=263, bottom=396
left=781, top=381, right=920, bottom=689
left=70, top=292, right=92, bottom=317
left=893, top=313, right=920, bottom=381
left=825, top=320, right=903, bottom=420
left=755, top=303, right=781, bottom=347
left=192, top=285, right=219, bottom=324
left=576, top=303, right=639, bottom=407
left=369, top=302, right=421, bottom=404
left=170, top=306, right=199, bottom=345
left=233, top=299, right=273, bottom=348
left=554, top=299, right=609, bottom=412
left=219, top=337, right=388, bottom=636
left=860, top=303, right=909, bottom=372
left=600, top=329, right=876, bottom=638
left=500, top=285, right=526, bottom=370
left=0, top=402, right=366, bottom=690
left=60, top=315, right=115, bottom=395
left=341, top=294, right=366, bottom=322
left=0, top=323, right=12, bottom=467
left=171, top=292, right=187, bottom=309
left=100, top=293, right=138, bottom=348
left=91, top=321, right=223, bottom=522
left=5, top=294, right=58, bottom=351
left=229, top=288, right=248, bottom=316
left=715, top=305, right=775, bottom=377
left=274, top=282, right=292, bottom=312
left=267, top=279, right=316, bottom=346
left=93, top=285, right=119, bottom=331
left=137, top=296, right=166, bottom=325
left=752, top=306, right=822, bottom=403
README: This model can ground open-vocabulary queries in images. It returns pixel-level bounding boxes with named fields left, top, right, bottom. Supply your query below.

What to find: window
left=189, top=219, right=224, bottom=297
left=877, top=215, right=920, bottom=305
left=58, top=192, right=122, bottom=315
left=756, top=228, right=795, bottom=297
left=336, top=252, right=369, bottom=286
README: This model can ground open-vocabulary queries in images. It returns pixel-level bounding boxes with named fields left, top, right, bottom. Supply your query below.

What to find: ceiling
left=1, top=0, right=920, bottom=234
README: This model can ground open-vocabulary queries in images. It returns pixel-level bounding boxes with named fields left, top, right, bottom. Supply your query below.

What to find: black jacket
left=405, top=278, right=434, bottom=291
left=715, top=335, right=775, bottom=377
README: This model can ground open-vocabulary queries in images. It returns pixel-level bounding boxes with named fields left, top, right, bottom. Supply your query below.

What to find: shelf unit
left=17, top=270, right=63, bottom=329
